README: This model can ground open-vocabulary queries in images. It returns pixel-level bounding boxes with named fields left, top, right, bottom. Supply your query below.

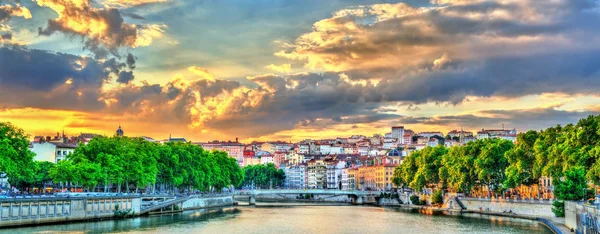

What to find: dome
left=116, top=125, right=124, bottom=136
left=387, top=149, right=401, bottom=156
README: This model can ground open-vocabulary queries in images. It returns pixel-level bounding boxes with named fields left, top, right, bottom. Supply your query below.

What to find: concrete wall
left=0, top=197, right=140, bottom=228
left=459, top=198, right=554, bottom=217
left=182, top=196, right=234, bottom=210
left=564, top=201, right=578, bottom=230
left=378, top=198, right=402, bottom=205
left=254, top=194, right=353, bottom=203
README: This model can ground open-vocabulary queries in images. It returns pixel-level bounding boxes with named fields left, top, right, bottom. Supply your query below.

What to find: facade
left=447, top=130, right=474, bottom=139
left=357, top=166, right=376, bottom=190
left=374, top=164, right=397, bottom=190
left=326, top=161, right=345, bottom=189
left=197, top=141, right=244, bottom=162
left=391, top=126, right=405, bottom=144
left=260, top=154, right=275, bottom=165
left=477, top=128, right=517, bottom=140
left=418, top=132, right=444, bottom=138
left=319, top=144, right=331, bottom=155
left=307, top=160, right=327, bottom=189
left=284, top=164, right=307, bottom=188
left=30, top=142, right=77, bottom=163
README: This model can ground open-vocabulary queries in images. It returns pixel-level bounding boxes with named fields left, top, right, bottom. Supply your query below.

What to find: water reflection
left=4, top=205, right=552, bottom=234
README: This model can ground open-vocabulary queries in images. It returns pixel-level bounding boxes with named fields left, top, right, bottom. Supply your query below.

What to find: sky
left=0, top=0, right=599, bottom=142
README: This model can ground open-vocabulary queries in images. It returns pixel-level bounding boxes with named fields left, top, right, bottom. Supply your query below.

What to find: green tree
left=0, top=122, right=36, bottom=191
left=475, top=139, right=513, bottom=195
left=552, top=166, right=593, bottom=217
left=504, top=130, right=539, bottom=188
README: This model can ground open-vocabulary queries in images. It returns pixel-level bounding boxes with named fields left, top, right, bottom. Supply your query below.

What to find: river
left=3, top=204, right=552, bottom=234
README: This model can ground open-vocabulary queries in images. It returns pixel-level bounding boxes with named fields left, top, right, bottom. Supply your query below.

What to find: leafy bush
left=552, top=200, right=565, bottom=217
left=432, top=190, right=444, bottom=206
left=410, top=195, right=421, bottom=205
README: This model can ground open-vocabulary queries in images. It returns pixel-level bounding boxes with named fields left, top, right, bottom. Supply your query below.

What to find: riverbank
left=0, top=195, right=236, bottom=229
left=378, top=203, right=569, bottom=234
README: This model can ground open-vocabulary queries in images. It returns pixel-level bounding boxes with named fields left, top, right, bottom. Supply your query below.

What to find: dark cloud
left=126, top=53, right=136, bottom=69
left=1, top=32, right=11, bottom=40
left=121, top=11, right=146, bottom=20
left=117, top=71, right=135, bottom=84
left=0, top=3, right=30, bottom=23
left=396, top=107, right=600, bottom=132
left=35, top=1, right=146, bottom=60
left=0, top=46, right=126, bottom=111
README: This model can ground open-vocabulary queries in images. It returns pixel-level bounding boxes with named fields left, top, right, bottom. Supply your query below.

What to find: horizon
left=1, top=0, right=599, bottom=142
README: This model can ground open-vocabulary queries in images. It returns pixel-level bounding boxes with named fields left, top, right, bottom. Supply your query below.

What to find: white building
left=260, top=154, right=274, bottom=165
left=326, top=161, right=346, bottom=189
left=391, top=126, right=405, bottom=144
left=330, top=146, right=343, bottom=155
left=298, top=144, right=310, bottom=154
left=358, top=146, right=369, bottom=156
left=418, top=132, right=444, bottom=138
left=284, top=164, right=307, bottom=189
left=30, top=142, right=77, bottom=164
left=319, top=144, right=331, bottom=155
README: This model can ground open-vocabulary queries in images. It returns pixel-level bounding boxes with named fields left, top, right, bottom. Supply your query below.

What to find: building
left=284, top=164, right=307, bottom=189
left=477, top=128, right=518, bottom=142
left=260, top=153, right=275, bottom=165
left=391, top=126, right=405, bottom=144
left=357, top=166, right=376, bottom=190
left=418, top=132, right=444, bottom=138
left=298, top=144, right=310, bottom=154
left=274, top=151, right=287, bottom=168
left=374, top=164, right=397, bottom=190
left=326, top=161, right=346, bottom=189
left=307, top=159, right=327, bottom=189
left=447, top=130, right=474, bottom=139
left=30, top=141, right=77, bottom=164
left=319, top=144, right=331, bottom=155
left=197, top=140, right=244, bottom=162
left=427, top=138, right=440, bottom=147
left=115, top=125, right=124, bottom=136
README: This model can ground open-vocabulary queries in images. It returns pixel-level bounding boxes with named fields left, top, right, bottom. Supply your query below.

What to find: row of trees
left=392, top=138, right=514, bottom=195
left=50, top=136, right=244, bottom=193
left=392, top=114, right=600, bottom=216
left=0, top=122, right=244, bottom=193
left=242, top=163, right=285, bottom=189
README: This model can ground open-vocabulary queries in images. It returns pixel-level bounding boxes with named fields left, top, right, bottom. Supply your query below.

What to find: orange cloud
left=0, top=4, right=32, bottom=21
left=264, top=63, right=291, bottom=73
left=188, top=66, right=216, bottom=82
left=35, top=0, right=162, bottom=57
left=101, top=0, right=168, bottom=8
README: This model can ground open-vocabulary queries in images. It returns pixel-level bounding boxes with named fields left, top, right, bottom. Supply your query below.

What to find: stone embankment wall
left=0, top=197, right=140, bottom=228
left=377, top=198, right=402, bottom=206
left=458, top=198, right=554, bottom=217
left=254, top=194, right=353, bottom=203
left=182, top=195, right=234, bottom=210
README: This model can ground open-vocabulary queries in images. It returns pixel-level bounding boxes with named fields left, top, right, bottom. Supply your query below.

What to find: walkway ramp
left=454, top=197, right=467, bottom=210
left=140, top=196, right=190, bottom=214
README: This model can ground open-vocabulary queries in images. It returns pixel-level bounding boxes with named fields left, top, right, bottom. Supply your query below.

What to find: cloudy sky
left=1, top=0, right=599, bottom=142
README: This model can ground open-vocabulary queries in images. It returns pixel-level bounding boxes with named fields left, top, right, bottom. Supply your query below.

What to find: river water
left=4, top=204, right=552, bottom=234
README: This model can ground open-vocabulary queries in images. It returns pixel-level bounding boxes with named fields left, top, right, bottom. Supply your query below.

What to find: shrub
left=552, top=200, right=565, bottom=217
left=432, top=190, right=444, bottom=206
left=410, top=195, right=421, bottom=205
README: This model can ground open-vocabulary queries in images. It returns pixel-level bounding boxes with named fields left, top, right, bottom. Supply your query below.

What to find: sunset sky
left=1, top=0, right=599, bottom=142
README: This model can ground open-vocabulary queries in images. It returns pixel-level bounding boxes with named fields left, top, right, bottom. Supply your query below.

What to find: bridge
left=235, top=189, right=379, bottom=205
left=137, top=189, right=382, bottom=214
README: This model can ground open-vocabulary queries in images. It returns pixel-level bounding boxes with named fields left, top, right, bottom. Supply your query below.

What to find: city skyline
left=1, top=0, right=600, bottom=142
